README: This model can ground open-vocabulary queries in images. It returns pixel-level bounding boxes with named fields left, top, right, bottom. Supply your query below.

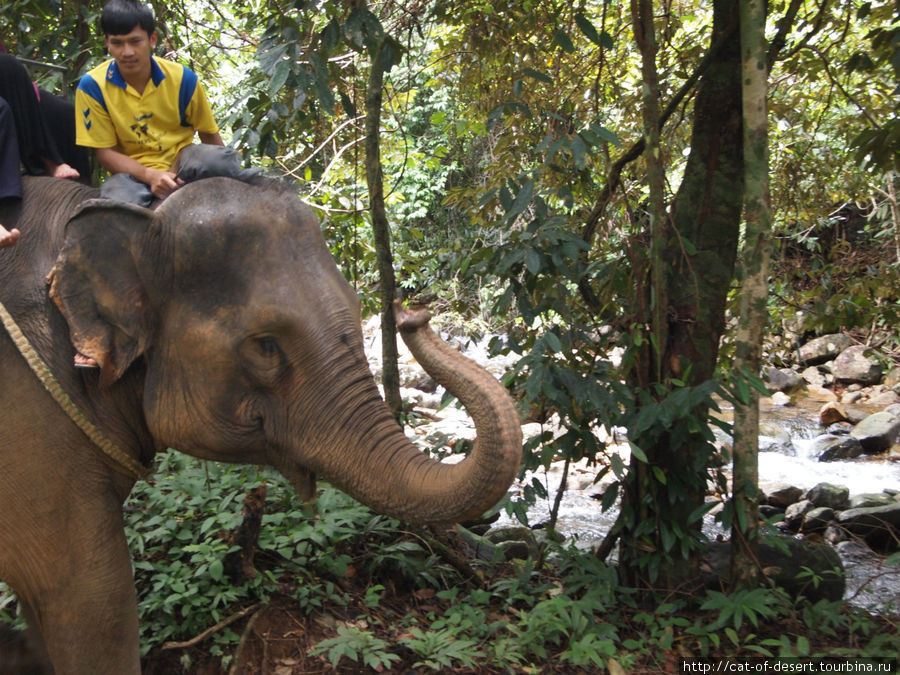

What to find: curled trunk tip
left=394, top=300, right=430, bottom=332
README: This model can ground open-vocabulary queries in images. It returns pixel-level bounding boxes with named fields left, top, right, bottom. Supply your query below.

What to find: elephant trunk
left=305, top=304, right=522, bottom=525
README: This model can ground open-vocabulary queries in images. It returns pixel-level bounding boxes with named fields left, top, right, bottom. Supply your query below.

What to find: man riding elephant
left=70, top=0, right=253, bottom=366
left=75, top=0, right=240, bottom=207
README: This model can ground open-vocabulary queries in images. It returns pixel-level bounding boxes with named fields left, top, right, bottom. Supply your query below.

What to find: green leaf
left=575, top=13, right=602, bottom=46
left=610, top=453, right=625, bottom=479
left=257, top=42, right=287, bottom=74
left=628, top=441, right=648, bottom=463
left=321, top=18, right=341, bottom=52
left=375, top=40, right=395, bottom=74
left=522, top=67, right=553, bottom=84
left=570, top=134, right=588, bottom=169
left=590, top=124, right=622, bottom=146
left=338, top=91, right=356, bottom=117
left=269, top=59, right=291, bottom=95
left=505, top=178, right=534, bottom=223
left=553, top=30, right=575, bottom=53
left=524, top=248, right=542, bottom=274
left=600, top=483, right=619, bottom=510
left=208, top=559, right=223, bottom=581
left=543, top=331, right=563, bottom=352
left=309, top=53, right=335, bottom=113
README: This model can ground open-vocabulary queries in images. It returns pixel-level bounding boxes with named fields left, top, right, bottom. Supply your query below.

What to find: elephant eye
left=257, top=336, right=281, bottom=357
left=240, top=334, right=287, bottom=385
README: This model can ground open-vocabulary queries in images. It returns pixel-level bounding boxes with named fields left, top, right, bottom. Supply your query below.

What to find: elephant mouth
left=275, top=460, right=317, bottom=501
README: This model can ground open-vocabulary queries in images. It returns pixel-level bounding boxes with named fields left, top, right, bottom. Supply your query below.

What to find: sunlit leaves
left=574, top=12, right=614, bottom=50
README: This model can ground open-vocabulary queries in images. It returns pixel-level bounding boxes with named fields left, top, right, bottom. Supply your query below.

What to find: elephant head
left=48, top=176, right=522, bottom=523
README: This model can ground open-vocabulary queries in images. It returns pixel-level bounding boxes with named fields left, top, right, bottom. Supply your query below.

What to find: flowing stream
left=375, top=326, right=900, bottom=612
left=489, top=392, right=900, bottom=613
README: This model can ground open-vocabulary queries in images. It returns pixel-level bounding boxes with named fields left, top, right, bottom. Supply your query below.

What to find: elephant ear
left=49, top=198, right=159, bottom=388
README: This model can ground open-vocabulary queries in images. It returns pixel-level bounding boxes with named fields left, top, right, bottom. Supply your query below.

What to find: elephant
left=0, top=174, right=522, bottom=673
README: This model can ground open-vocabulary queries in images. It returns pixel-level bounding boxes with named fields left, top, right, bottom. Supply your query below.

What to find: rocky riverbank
left=370, top=318, right=899, bottom=607
left=762, top=332, right=900, bottom=554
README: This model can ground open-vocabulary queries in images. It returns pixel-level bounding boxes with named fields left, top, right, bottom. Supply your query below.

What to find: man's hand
left=145, top=168, right=184, bottom=199
left=96, top=147, right=186, bottom=199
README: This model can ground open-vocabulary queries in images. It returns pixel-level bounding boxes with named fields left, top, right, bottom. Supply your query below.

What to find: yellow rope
left=0, top=300, right=149, bottom=480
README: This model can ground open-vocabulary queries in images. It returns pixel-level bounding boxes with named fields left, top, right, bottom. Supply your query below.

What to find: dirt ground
left=143, top=596, right=349, bottom=675
left=3, top=587, right=899, bottom=674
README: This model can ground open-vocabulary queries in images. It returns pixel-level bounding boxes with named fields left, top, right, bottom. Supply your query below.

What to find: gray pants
left=99, top=145, right=254, bottom=206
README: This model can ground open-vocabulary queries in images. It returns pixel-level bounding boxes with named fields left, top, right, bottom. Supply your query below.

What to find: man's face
left=105, top=25, right=157, bottom=82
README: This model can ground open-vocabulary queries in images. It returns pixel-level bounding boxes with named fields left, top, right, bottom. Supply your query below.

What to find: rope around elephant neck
left=0, top=300, right=149, bottom=480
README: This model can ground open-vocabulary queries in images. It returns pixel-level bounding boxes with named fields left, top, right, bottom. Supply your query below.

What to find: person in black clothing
left=0, top=48, right=87, bottom=248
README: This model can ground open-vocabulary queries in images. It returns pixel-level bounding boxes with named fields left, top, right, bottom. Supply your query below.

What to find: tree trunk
left=619, top=0, right=744, bottom=590
left=632, top=0, right=668, bottom=379
left=731, top=0, right=772, bottom=589
left=365, top=40, right=402, bottom=418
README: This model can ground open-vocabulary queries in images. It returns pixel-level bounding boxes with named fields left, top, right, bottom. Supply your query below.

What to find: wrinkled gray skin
left=0, top=175, right=522, bottom=673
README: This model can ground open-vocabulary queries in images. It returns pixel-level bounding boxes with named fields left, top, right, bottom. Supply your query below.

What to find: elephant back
left=0, top=177, right=98, bottom=310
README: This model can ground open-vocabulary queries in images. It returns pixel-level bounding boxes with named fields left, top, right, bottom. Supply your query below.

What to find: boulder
left=801, top=507, right=834, bottom=534
left=814, top=435, right=864, bottom=462
left=806, top=482, right=849, bottom=509
left=835, top=502, right=900, bottom=551
left=759, top=504, right=785, bottom=521
left=784, top=499, right=814, bottom=530
left=823, top=525, right=849, bottom=545
left=832, top=345, right=884, bottom=385
left=770, top=391, right=792, bottom=407
left=766, top=485, right=803, bottom=507
left=843, top=390, right=864, bottom=405
left=824, top=422, right=853, bottom=435
left=798, top=333, right=854, bottom=366
left=703, top=538, right=844, bottom=602
left=834, top=539, right=873, bottom=561
left=399, top=387, right=443, bottom=410
left=405, top=374, right=438, bottom=393
left=760, top=431, right=795, bottom=455
left=850, top=411, right=900, bottom=453
left=819, top=402, right=848, bottom=425
left=801, top=366, right=828, bottom=388
left=763, top=367, right=804, bottom=394
left=848, top=493, right=896, bottom=509
left=484, top=525, right=540, bottom=560
left=781, top=312, right=810, bottom=347
left=884, top=366, right=900, bottom=388
left=866, top=389, right=900, bottom=408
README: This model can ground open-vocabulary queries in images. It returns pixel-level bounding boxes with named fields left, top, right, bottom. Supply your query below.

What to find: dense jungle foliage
left=1, top=0, right=898, bottom=671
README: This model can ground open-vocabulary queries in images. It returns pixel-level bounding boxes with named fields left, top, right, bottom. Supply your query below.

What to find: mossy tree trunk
left=365, top=39, right=402, bottom=418
left=619, top=0, right=745, bottom=590
left=731, top=0, right=772, bottom=589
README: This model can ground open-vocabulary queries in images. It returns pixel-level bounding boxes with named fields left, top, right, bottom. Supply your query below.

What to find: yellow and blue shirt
left=75, top=56, right=219, bottom=171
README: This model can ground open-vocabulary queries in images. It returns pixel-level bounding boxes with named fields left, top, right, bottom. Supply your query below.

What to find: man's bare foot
left=0, top=224, right=20, bottom=249
left=74, top=352, right=99, bottom=368
left=44, top=159, right=80, bottom=180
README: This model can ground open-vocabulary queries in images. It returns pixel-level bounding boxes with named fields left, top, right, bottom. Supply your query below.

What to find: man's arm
left=198, top=131, right=224, bottom=146
left=96, top=147, right=181, bottom=199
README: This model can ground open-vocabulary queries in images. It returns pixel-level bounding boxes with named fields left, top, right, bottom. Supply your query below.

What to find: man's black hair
left=100, top=0, right=156, bottom=36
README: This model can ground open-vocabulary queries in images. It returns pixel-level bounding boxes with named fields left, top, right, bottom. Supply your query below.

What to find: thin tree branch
left=161, top=602, right=264, bottom=651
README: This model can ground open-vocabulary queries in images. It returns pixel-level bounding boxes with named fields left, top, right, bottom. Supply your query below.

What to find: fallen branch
left=161, top=602, right=263, bottom=651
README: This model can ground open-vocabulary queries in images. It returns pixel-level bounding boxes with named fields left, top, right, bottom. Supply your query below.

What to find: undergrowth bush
left=126, top=451, right=899, bottom=670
